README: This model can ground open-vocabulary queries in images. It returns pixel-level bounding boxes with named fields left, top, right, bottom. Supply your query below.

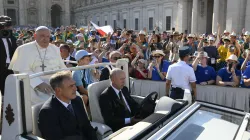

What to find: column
left=19, top=0, right=26, bottom=25
left=226, top=0, right=240, bottom=33
left=0, top=0, right=4, bottom=15
left=64, top=0, right=70, bottom=26
left=176, top=0, right=188, bottom=33
left=39, top=0, right=47, bottom=25
left=212, top=0, right=219, bottom=33
left=245, top=0, right=250, bottom=30
left=191, top=0, right=198, bottom=33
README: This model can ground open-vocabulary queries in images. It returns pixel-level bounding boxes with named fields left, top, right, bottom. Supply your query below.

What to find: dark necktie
left=67, top=104, right=75, bottom=116
left=118, top=91, right=131, bottom=116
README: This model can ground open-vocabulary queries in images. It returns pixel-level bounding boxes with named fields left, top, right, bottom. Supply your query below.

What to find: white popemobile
left=1, top=59, right=250, bottom=140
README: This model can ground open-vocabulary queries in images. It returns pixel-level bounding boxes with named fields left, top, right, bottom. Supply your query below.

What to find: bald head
left=110, top=68, right=126, bottom=90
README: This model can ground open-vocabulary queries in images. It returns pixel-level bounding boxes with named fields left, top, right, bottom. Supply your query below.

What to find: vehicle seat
left=88, top=80, right=111, bottom=123
left=31, top=102, right=44, bottom=137
left=154, top=96, right=183, bottom=114
left=88, top=80, right=113, bottom=139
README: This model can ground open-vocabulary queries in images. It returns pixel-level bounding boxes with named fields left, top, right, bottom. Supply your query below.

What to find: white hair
left=109, top=51, right=122, bottom=59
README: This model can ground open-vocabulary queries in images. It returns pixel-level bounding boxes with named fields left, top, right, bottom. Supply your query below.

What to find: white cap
left=244, top=31, right=250, bottom=36
left=139, top=30, right=146, bottom=35
left=76, top=33, right=84, bottom=37
left=193, top=51, right=209, bottom=58
left=226, top=54, right=238, bottom=63
left=230, top=32, right=236, bottom=36
left=224, top=30, right=229, bottom=34
left=208, top=36, right=215, bottom=41
left=66, top=40, right=73, bottom=44
left=187, top=34, right=195, bottom=38
left=35, top=26, right=49, bottom=32
left=152, top=50, right=165, bottom=56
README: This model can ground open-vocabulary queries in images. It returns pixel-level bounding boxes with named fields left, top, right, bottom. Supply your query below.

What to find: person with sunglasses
left=148, top=50, right=170, bottom=81
left=100, top=51, right=122, bottom=81
left=216, top=54, right=241, bottom=87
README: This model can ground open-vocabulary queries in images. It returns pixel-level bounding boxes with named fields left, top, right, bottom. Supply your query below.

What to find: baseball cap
left=75, top=50, right=93, bottom=61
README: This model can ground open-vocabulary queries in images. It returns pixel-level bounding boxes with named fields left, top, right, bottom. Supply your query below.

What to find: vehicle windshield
left=165, top=106, right=244, bottom=140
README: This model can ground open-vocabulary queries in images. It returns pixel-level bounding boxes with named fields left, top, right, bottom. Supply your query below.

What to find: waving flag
left=90, top=21, right=114, bottom=37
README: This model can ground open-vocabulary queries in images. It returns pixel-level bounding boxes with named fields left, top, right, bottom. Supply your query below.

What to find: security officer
left=165, top=46, right=197, bottom=100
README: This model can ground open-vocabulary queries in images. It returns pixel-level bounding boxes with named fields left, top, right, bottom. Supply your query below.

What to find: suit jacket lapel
left=52, top=96, right=76, bottom=121
left=0, top=39, right=7, bottom=60
left=71, top=101, right=83, bottom=125
left=108, top=86, right=124, bottom=107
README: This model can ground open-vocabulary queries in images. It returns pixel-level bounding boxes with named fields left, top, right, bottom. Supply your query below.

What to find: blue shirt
left=242, top=66, right=250, bottom=88
left=195, top=65, right=216, bottom=84
left=72, top=68, right=94, bottom=89
left=102, top=58, right=109, bottom=63
left=217, top=67, right=241, bottom=83
left=151, top=60, right=170, bottom=81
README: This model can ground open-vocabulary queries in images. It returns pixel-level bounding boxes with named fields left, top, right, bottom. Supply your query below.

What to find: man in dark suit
left=60, top=44, right=77, bottom=67
left=38, top=71, right=97, bottom=140
left=99, top=68, right=141, bottom=131
left=100, top=51, right=122, bottom=81
left=0, top=15, right=18, bottom=96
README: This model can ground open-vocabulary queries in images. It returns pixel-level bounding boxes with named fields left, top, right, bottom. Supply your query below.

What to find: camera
left=100, top=38, right=106, bottom=42
left=92, top=38, right=97, bottom=42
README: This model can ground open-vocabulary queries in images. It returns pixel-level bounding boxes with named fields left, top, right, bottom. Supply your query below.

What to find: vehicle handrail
left=29, top=62, right=116, bottom=79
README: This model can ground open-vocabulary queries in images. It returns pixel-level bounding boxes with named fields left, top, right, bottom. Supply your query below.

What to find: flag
left=90, top=21, right=114, bottom=37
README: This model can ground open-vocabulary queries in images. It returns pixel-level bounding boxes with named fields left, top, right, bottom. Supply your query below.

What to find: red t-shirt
left=135, top=69, right=148, bottom=79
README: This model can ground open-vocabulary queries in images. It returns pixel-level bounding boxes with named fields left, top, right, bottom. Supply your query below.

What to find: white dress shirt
left=56, top=97, right=72, bottom=109
left=64, top=55, right=70, bottom=64
left=2, top=38, right=11, bottom=63
left=111, top=84, right=131, bottom=124
left=166, top=61, right=196, bottom=90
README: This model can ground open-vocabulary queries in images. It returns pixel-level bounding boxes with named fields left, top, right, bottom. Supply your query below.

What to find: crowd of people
left=2, top=14, right=250, bottom=139
left=12, top=23, right=250, bottom=89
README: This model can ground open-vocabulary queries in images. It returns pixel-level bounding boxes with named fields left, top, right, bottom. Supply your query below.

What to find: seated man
left=60, top=44, right=77, bottom=67
left=99, top=68, right=140, bottom=131
left=216, top=54, right=241, bottom=87
left=38, top=71, right=97, bottom=140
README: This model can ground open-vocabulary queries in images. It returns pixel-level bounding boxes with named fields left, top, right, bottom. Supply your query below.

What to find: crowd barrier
left=129, top=78, right=250, bottom=112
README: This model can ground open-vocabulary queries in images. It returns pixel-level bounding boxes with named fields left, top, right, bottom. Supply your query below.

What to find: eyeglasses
left=153, top=56, right=161, bottom=58
left=112, top=57, right=121, bottom=60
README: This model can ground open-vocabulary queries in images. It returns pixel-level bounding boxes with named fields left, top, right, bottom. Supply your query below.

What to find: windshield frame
left=147, top=101, right=249, bottom=140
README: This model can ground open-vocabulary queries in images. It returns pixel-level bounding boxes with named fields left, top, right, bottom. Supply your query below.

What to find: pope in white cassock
left=8, top=26, right=67, bottom=104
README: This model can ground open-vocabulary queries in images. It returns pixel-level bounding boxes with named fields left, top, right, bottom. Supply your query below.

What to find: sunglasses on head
left=112, top=57, right=121, bottom=60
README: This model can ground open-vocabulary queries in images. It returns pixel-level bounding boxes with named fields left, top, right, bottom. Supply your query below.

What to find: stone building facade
left=0, top=0, right=71, bottom=27
left=1, top=0, right=250, bottom=34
